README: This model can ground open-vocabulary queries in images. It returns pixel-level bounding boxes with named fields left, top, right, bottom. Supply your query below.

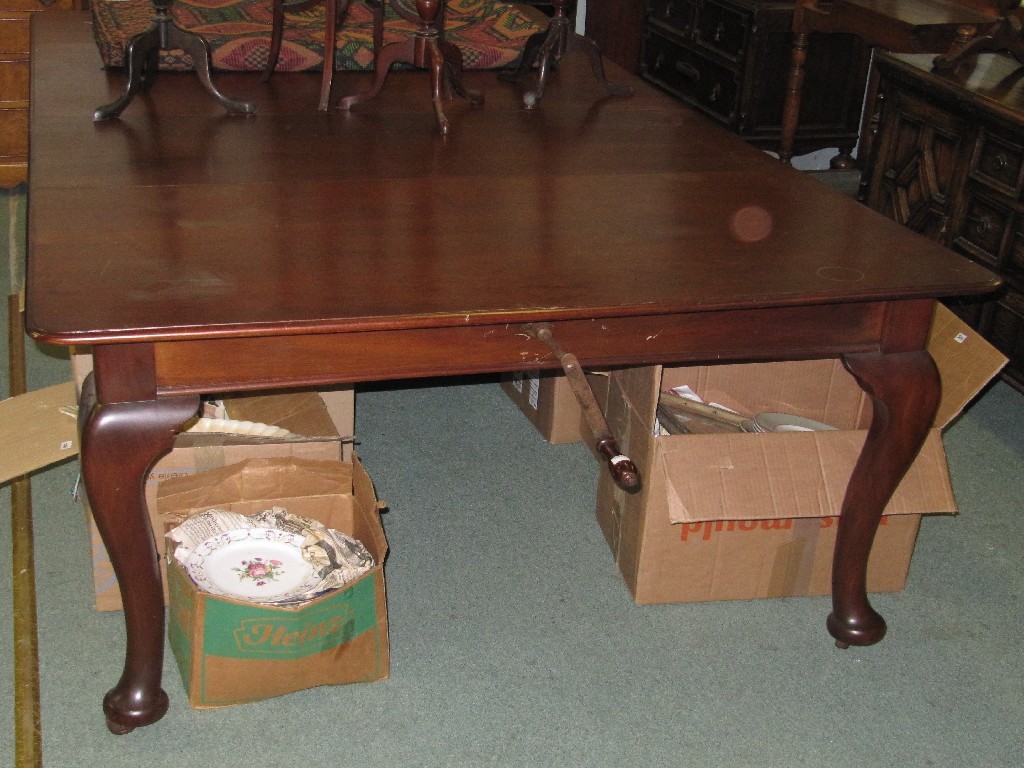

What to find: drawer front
left=0, top=107, right=28, bottom=158
left=953, top=189, right=1011, bottom=268
left=0, top=15, right=30, bottom=54
left=648, top=0, right=697, bottom=39
left=0, top=57, right=28, bottom=104
left=693, top=0, right=749, bottom=62
left=641, top=29, right=739, bottom=123
left=972, top=128, right=1024, bottom=195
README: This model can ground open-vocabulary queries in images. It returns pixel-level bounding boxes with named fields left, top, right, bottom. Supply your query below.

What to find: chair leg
left=780, top=27, right=811, bottom=166
left=267, top=0, right=351, bottom=111
left=263, top=0, right=285, bottom=81
left=337, top=0, right=391, bottom=110
left=318, top=0, right=339, bottom=110
left=337, top=37, right=415, bottom=112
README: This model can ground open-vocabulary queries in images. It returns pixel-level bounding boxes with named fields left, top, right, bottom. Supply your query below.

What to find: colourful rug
left=90, top=0, right=547, bottom=72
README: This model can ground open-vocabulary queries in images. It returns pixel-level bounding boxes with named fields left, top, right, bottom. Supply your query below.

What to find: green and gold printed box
left=164, top=456, right=388, bottom=708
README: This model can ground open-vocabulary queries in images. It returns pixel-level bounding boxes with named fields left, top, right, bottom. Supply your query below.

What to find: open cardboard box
left=501, top=370, right=611, bottom=453
left=502, top=370, right=590, bottom=444
left=0, top=348, right=357, bottom=610
left=596, top=305, right=1008, bottom=604
left=160, top=456, right=389, bottom=708
left=0, top=380, right=78, bottom=486
left=84, top=386, right=356, bottom=610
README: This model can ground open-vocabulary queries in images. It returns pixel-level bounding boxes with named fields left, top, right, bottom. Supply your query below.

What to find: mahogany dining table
left=25, top=11, right=999, bottom=734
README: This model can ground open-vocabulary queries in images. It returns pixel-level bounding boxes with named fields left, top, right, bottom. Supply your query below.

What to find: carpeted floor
left=2, top=179, right=1022, bottom=766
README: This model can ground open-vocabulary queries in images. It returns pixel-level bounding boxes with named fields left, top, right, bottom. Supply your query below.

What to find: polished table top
left=24, top=11, right=1000, bottom=735
left=27, top=14, right=997, bottom=356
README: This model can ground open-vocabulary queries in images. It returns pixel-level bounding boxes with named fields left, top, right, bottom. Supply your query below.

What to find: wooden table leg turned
left=79, top=375, right=199, bottom=733
left=831, top=348, right=940, bottom=647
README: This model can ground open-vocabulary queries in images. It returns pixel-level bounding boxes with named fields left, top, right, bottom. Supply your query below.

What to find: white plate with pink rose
left=185, top=527, right=317, bottom=601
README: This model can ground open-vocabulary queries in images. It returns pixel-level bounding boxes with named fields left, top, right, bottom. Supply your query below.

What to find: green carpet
left=3, top=184, right=1022, bottom=766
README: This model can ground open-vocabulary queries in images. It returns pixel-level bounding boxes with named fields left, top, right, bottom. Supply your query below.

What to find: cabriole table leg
left=79, top=376, right=199, bottom=733
left=830, top=349, right=940, bottom=647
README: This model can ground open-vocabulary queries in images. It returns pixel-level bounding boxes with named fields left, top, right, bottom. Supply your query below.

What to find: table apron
left=142, top=300, right=930, bottom=396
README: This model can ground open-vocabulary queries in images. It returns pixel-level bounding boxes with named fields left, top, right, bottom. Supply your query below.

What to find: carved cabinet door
left=865, top=86, right=972, bottom=246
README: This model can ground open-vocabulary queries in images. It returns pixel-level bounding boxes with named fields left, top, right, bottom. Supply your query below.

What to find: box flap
left=223, top=391, right=344, bottom=438
left=156, top=457, right=354, bottom=516
left=661, top=428, right=954, bottom=525
left=929, top=304, right=1008, bottom=428
left=72, top=353, right=352, bottom=450
left=0, top=382, right=79, bottom=484
left=173, top=390, right=354, bottom=449
left=352, top=453, right=388, bottom=563
left=172, top=432, right=346, bottom=449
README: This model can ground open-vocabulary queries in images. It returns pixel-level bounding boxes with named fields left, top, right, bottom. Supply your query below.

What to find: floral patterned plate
left=186, top=527, right=317, bottom=601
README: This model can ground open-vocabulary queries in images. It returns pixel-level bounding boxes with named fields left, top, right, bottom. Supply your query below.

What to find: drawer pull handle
left=995, top=153, right=1008, bottom=170
left=709, top=83, right=722, bottom=102
left=675, top=62, right=700, bottom=81
left=714, top=22, right=725, bottom=43
left=664, top=1, right=675, bottom=19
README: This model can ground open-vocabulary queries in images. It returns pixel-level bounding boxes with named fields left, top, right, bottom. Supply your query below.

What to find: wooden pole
left=8, top=189, right=42, bottom=768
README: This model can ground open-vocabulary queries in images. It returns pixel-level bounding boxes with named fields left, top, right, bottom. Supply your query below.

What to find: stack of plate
left=657, top=390, right=837, bottom=434
left=742, top=413, right=836, bottom=433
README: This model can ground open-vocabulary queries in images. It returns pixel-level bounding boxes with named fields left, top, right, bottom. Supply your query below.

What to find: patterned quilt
left=91, top=0, right=547, bottom=72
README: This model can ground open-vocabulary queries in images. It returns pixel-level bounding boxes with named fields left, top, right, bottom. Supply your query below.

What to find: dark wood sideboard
left=587, top=0, right=871, bottom=157
left=865, top=51, right=1024, bottom=393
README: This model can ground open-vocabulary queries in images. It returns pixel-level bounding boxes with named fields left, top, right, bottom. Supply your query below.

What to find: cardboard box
left=86, top=388, right=356, bottom=611
left=597, top=305, right=1007, bottom=604
left=162, top=456, right=389, bottom=708
left=0, top=381, right=78, bottom=485
left=501, top=369, right=610, bottom=446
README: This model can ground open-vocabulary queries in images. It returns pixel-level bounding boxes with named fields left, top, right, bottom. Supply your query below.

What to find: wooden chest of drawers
left=0, top=0, right=74, bottom=187
left=639, top=0, right=870, bottom=156
left=866, top=51, right=1024, bottom=392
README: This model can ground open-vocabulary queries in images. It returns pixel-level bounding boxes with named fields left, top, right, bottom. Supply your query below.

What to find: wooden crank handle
left=596, top=437, right=641, bottom=491
left=523, top=321, right=642, bottom=493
